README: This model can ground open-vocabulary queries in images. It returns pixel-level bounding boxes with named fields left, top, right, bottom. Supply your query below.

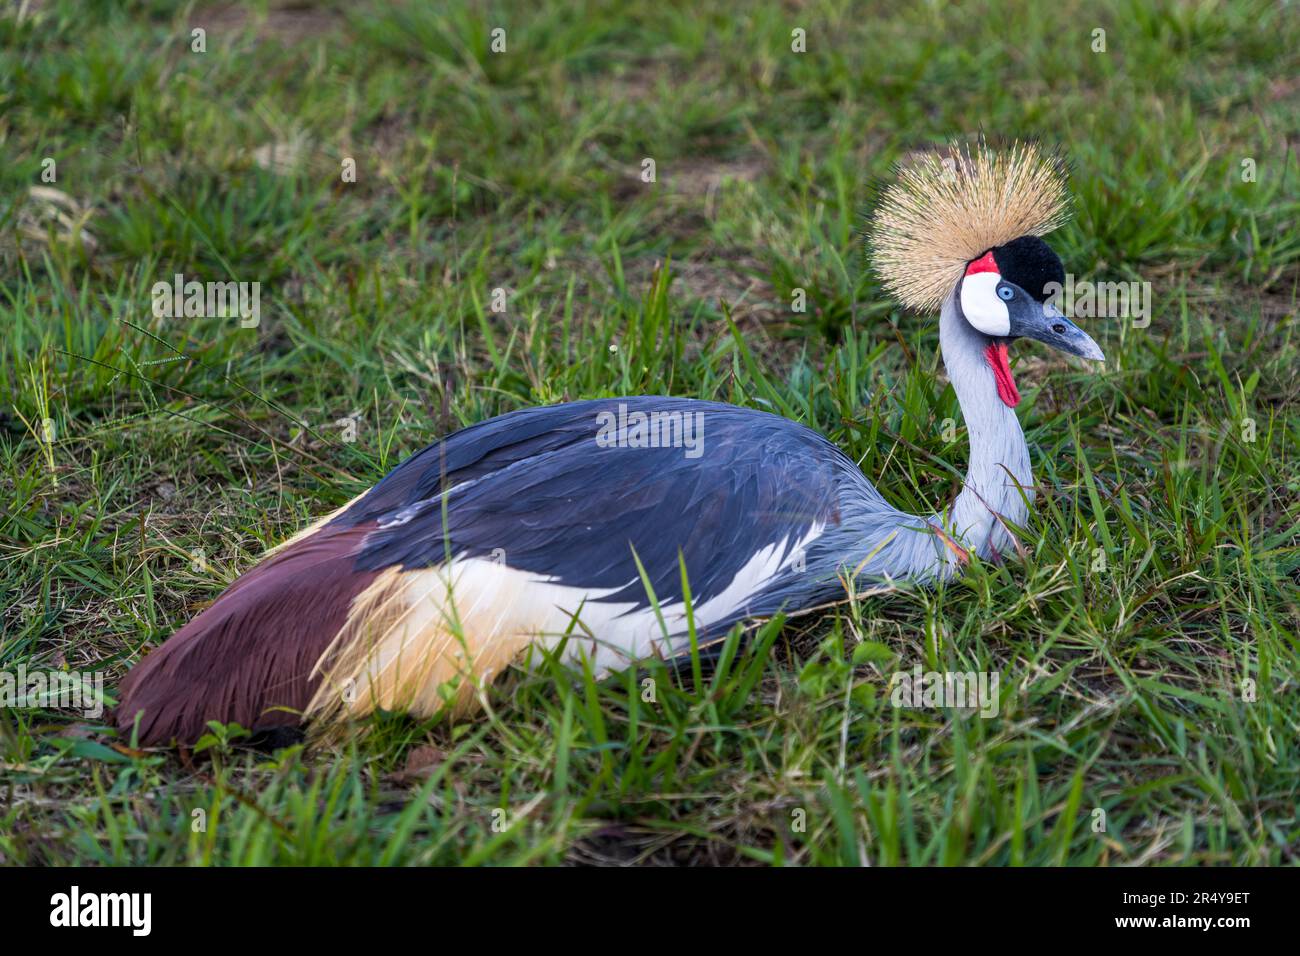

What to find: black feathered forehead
left=989, top=235, right=1065, bottom=303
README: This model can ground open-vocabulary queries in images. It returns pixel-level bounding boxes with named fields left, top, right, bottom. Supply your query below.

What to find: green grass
left=1, top=0, right=1297, bottom=865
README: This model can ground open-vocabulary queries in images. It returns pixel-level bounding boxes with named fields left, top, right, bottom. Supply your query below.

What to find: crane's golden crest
left=867, top=140, right=1072, bottom=313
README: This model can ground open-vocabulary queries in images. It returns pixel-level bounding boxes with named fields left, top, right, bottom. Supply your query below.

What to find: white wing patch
left=308, top=523, right=825, bottom=726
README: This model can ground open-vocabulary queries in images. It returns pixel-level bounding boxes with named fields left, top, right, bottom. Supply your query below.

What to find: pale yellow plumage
left=305, top=564, right=525, bottom=731
left=867, top=139, right=1071, bottom=313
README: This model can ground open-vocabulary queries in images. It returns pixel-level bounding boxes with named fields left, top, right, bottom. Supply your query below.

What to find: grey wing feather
left=337, top=397, right=875, bottom=614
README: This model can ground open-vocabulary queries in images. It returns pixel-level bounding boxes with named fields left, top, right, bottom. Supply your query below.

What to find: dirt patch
left=662, top=154, right=769, bottom=200
left=2, top=187, right=99, bottom=264
left=602, top=59, right=670, bottom=102
left=1267, top=74, right=1300, bottom=102
left=596, top=144, right=769, bottom=207
left=566, top=825, right=761, bottom=866
left=620, top=253, right=782, bottom=327
left=196, top=2, right=343, bottom=43
left=675, top=255, right=767, bottom=309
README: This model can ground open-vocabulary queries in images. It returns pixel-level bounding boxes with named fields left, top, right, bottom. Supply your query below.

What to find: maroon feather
left=114, top=521, right=377, bottom=745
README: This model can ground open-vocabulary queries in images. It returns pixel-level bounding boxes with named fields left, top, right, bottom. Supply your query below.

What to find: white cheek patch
left=959, top=272, right=1010, bottom=336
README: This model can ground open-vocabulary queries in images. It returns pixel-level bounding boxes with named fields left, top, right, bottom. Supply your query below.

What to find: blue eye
left=997, top=285, right=1014, bottom=301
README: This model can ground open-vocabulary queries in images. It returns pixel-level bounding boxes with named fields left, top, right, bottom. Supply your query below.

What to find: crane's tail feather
left=113, top=521, right=380, bottom=746
left=118, top=512, right=674, bottom=746
left=115, top=529, right=568, bottom=745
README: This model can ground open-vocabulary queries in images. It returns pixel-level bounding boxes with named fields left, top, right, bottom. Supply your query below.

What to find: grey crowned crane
left=115, top=142, right=1104, bottom=746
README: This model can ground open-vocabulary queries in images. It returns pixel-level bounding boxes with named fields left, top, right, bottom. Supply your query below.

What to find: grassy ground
left=1, top=0, right=1297, bottom=866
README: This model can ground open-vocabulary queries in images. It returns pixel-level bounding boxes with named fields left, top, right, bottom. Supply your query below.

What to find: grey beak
left=1010, top=299, right=1105, bottom=362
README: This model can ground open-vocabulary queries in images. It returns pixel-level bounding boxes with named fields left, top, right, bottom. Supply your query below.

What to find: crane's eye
left=997, top=285, right=1014, bottom=301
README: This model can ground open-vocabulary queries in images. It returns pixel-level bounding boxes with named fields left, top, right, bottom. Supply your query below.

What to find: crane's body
left=115, top=142, right=1104, bottom=745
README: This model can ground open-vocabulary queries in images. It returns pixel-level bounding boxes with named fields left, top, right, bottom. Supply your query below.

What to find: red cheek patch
left=984, top=342, right=1020, bottom=407
left=965, top=251, right=998, bottom=276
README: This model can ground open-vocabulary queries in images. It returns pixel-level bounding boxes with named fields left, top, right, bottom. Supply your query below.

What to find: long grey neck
left=929, top=288, right=1033, bottom=559
left=801, top=288, right=1035, bottom=589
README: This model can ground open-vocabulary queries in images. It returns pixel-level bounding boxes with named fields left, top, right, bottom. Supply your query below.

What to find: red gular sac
left=984, top=341, right=1020, bottom=407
